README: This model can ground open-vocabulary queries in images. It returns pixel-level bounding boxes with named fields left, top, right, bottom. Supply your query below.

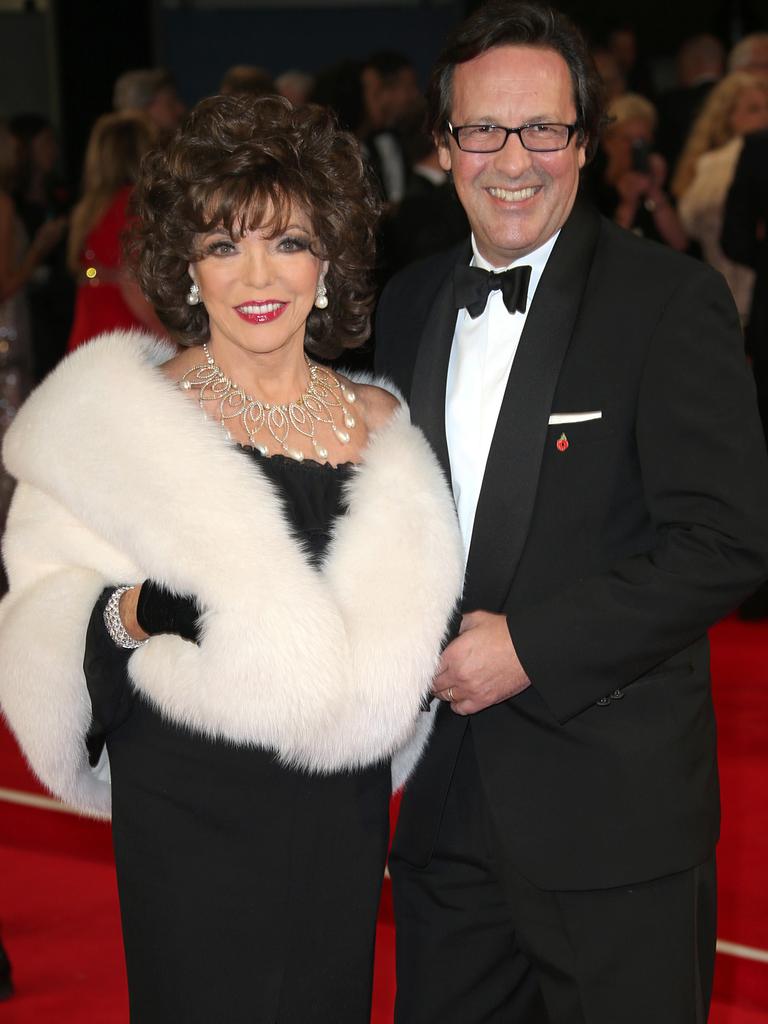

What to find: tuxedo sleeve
left=509, top=266, right=768, bottom=723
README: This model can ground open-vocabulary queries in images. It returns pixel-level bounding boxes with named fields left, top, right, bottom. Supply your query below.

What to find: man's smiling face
left=438, top=44, right=586, bottom=267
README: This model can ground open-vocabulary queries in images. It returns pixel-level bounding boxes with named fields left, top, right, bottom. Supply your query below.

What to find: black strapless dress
left=87, top=451, right=392, bottom=1024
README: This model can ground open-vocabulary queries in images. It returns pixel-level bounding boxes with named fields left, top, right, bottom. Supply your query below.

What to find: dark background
left=2, top=0, right=767, bottom=179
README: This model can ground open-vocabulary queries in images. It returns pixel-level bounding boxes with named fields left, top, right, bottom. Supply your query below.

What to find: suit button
left=595, top=697, right=611, bottom=707
left=610, top=689, right=624, bottom=700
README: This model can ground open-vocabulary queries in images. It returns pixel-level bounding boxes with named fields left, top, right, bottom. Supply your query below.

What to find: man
left=112, top=68, right=186, bottom=137
left=378, top=100, right=469, bottom=280
left=728, top=32, right=768, bottom=77
left=361, top=51, right=422, bottom=202
left=722, top=128, right=768, bottom=425
left=218, top=64, right=274, bottom=98
left=374, top=3, right=768, bottom=1022
left=656, top=34, right=724, bottom=172
left=722, top=127, right=768, bottom=618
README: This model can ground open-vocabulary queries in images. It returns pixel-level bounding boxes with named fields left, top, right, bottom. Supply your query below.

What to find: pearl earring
left=186, top=282, right=200, bottom=306
left=314, top=282, right=328, bottom=309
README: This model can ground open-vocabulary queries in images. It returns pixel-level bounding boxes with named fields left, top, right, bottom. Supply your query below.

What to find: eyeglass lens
left=456, top=124, right=571, bottom=152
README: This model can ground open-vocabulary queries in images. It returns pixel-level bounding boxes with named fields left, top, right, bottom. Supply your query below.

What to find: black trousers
left=390, top=726, right=716, bottom=1024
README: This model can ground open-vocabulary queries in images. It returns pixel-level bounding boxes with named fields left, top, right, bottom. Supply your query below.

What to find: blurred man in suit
left=657, top=34, right=724, bottom=172
left=722, top=127, right=768, bottom=618
left=722, top=128, right=768, bottom=415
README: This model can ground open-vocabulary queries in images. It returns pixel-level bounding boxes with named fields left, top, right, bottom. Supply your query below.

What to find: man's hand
left=432, top=611, right=531, bottom=715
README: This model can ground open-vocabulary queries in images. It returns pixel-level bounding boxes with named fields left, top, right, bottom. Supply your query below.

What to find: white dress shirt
left=446, top=231, right=559, bottom=561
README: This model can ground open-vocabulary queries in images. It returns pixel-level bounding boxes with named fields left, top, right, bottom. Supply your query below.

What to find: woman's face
left=729, top=86, right=768, bottom=137
left=190, top=204, right=324, bottom=362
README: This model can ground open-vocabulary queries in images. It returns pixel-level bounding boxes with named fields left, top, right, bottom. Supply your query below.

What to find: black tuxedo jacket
left=722, top=128, right=768, bottom=359
left=375, top=200, right=768, bottom=890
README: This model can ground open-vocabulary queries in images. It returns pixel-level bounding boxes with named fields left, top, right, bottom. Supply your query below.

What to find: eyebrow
left=201, top=223, right=311, bottom=238
left=463, top=113, right=562, bottom=124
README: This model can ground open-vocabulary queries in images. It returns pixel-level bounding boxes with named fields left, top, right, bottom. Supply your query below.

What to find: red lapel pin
left=556, top=433, right=569, bottom=452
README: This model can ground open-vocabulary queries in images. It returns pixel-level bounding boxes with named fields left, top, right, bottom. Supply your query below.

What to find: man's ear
left=436, top=133, right=452, bottom=173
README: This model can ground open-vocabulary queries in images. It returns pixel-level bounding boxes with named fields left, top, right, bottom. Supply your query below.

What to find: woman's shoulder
left=341, top=377, right=402, bottom=433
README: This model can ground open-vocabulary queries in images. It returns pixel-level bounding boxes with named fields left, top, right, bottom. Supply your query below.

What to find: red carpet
left=709, top=617, right=768, bottom=1014
left=1, top=616, right=767, bottom=1022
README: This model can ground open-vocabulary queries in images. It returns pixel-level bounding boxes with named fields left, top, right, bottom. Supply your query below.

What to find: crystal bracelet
left=103, top=585, right=149, bottom=650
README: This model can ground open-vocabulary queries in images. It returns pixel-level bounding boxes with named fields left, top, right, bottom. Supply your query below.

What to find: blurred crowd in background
left=0, top=19, right=767, bottom=534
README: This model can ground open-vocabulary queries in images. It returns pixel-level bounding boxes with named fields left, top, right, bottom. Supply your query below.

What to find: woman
left=674, top=71, right=768, bottom=322
left=0, top=95, right=463, bottom=1022
left=0, top=120, right=65, bottom=556
left=66, top=111, right=165, bottom=350
left=9, top=113, right=74, bottom=380
left=588, top=93, right=689, bottom=251
left=0, top=120, right=65, bottom=377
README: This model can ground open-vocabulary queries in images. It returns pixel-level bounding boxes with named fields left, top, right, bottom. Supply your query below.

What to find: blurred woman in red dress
left=67, top=111, right=166, bottom=350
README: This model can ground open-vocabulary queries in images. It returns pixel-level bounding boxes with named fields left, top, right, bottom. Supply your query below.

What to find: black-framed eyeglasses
left=447, top=121, right=577, bottom=153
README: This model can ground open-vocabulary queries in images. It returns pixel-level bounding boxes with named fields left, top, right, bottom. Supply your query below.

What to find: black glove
left=84, top=588, right=136, bottom=766
left=84, top=582, right=202, bottom=764
left=136, top=580, right=202, bottom=644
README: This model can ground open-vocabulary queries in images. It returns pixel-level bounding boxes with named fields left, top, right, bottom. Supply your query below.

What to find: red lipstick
left=234, top=301, right=287, bottom=324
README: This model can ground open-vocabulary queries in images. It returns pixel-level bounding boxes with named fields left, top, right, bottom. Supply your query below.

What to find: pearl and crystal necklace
left=179, top=343, right=357, bottom=462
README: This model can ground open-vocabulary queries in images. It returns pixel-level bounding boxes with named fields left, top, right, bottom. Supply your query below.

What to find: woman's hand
left=647, top=153, right=668, bottom=195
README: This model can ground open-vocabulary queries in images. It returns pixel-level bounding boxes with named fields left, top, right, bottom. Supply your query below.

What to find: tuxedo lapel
left=463, top=201, right=601, bottom=611
left=409, top=241, right=471, bottom=479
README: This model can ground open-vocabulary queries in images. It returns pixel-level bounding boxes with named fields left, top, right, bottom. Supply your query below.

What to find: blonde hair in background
left=67, top=111, right=157, bottom=273
left=605, top=92, right=658, bottom=133
left=671, top=71, right=768, bottom=198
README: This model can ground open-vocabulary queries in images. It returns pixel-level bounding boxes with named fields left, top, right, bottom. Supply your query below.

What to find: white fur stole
left=0, top=331, right=463, bottom=816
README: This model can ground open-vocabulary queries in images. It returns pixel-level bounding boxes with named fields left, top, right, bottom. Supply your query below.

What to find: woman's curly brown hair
left=130, top=93, right=381, bottom=357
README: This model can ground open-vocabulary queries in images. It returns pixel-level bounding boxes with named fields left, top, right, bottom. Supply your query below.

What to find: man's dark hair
left=8, top=113, right=50, bottom=146
left=427, top=0, right=605, bottom=161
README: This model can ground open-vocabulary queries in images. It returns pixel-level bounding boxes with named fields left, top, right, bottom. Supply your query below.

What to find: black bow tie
left=453, top=263, right=532, bottom=319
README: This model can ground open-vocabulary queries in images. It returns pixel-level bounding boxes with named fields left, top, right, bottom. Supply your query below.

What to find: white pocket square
left=548, top=411, right=602, bottom=425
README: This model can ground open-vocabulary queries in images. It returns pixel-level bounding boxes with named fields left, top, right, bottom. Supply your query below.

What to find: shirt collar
left=470, top=230, right=560, bottom=276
